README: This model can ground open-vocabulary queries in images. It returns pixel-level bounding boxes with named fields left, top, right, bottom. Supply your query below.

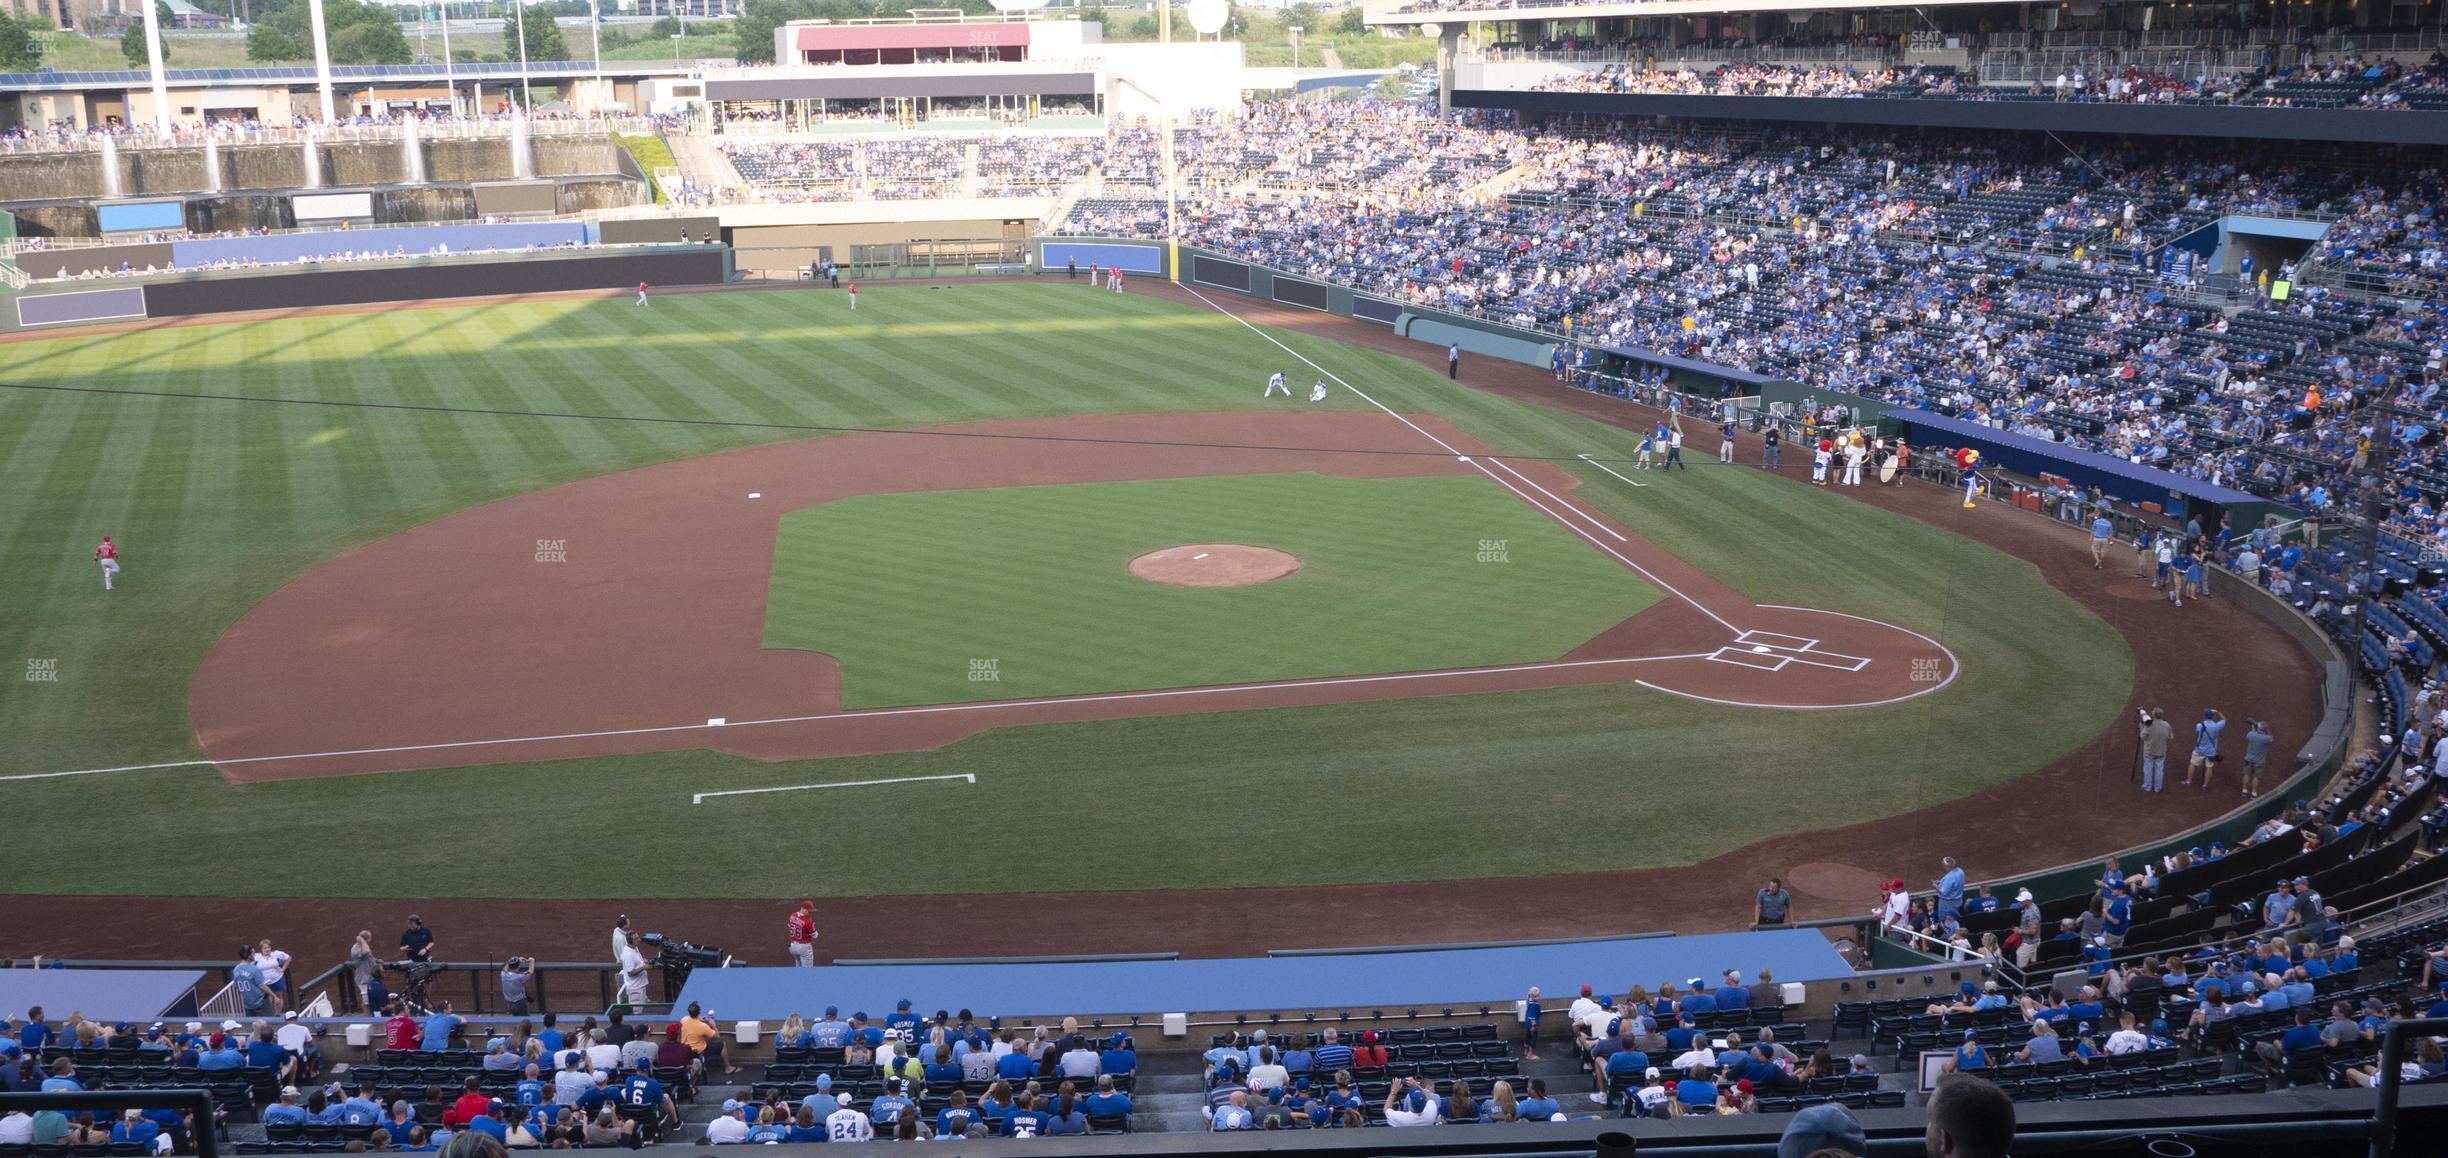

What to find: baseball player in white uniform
left=1309, top=380, right=1328, bottom=403
left=1264, top=371, right=1290, bottom=399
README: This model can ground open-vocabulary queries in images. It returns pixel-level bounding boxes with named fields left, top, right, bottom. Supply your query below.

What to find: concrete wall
left=730, top=218, right=1029, bottom=273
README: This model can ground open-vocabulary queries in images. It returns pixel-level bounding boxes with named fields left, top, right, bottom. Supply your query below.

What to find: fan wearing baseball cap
left=706, top=1100, right=752, bottom=1144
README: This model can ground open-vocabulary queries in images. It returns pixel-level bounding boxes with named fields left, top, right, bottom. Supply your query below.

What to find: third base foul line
left=693, top=773, right=976, bottom=804
left=0, top=653, right=1725, bottom=782
left=1577, top=454, right=1650, bottom=488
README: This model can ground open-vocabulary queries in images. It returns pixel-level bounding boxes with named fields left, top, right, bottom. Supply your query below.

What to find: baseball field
left=0, top=280, right=2134, bottom=904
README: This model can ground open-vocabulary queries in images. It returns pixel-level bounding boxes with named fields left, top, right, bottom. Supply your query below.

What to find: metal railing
left=299, top=958, right=645, bottom=1018
left=2372, top=1016, right=2448, bottom=1157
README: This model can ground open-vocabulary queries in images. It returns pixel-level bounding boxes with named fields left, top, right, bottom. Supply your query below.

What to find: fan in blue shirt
left=420, top=1011, right=463, bottom=1052
left=110, top=1116, right=161, bottom=1147
left=1001, top=1101, right=1053, bottom=1138
left=1675, top=1076, right=1718, bottom=1107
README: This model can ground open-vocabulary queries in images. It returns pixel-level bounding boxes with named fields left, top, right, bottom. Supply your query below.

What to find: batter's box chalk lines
left=1736, top=630, right=1819, bottom=650
left=693, top=773, right=976, bottom=804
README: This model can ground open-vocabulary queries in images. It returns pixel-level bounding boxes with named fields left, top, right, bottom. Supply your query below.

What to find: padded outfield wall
left=8, top=246, right=732, bottom=330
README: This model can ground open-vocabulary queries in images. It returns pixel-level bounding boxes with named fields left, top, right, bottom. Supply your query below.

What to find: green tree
left=120, top=21, right=167, bottom=66
left=245, top=21, right=299, bottom=61
left=501, top=8, right=569, bottom=61
left=0, top=12, right=43, bottom=70
left=1280, top=2, right=1318, bottom=32
left=648, top=14, right=680, bottom=38
left=1334, top=5, right=1364, bottom=35
left=330, top=14, right=410, bottom=63
left=733, top=0, right=815, bottom=64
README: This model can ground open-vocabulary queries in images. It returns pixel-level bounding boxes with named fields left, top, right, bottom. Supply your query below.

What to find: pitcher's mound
left=1130, top=544, right=1301, bottom=588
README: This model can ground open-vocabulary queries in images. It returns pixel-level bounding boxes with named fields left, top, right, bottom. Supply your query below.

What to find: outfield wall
left=9, top=246, right=732, bottom=330
left=13, top=221, right=602, bottom=282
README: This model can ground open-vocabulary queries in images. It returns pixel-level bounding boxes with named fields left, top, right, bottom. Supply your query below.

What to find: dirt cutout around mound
left=1128, top=544, right=1301, bottom=588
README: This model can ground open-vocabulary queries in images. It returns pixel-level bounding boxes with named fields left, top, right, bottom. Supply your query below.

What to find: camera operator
left=501, top=956, right=535, bottom=1018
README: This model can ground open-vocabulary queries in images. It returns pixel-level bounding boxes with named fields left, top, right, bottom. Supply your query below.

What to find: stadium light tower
left=308, top=0, right=336, bottom=121
left=514, top=0, right=533, bottom=109
left=440, top=0, right=456, bottom=115
left=137, top=0, right=170, bottom=132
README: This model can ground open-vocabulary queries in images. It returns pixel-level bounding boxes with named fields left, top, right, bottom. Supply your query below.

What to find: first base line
left=693, top=773, right=975, bottom=804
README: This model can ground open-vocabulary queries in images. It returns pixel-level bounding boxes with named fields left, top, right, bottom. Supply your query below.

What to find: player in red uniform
left=94, top=535, right=121, bottom=590
left=786, top=901, right=818, bottom=967
left=847, top=281, right=858, bottom=311
left=636, top=281, right=649, bottom=308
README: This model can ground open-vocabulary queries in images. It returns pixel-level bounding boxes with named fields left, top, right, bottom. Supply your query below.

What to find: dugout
left=1881, top=408, right=2294, bottom=532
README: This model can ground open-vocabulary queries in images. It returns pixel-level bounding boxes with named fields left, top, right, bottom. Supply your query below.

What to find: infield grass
left=765, top=472, right=1661, bottom=706
left=0, top=282, right=2134, bottom=898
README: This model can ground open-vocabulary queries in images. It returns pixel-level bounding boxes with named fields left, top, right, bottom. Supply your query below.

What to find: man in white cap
left=2013, top=889, right=2041, bottom=968
left=262, top=1087, right=310, bottom=1128
left=276, top=1012, right=319, bottom=1083
left=823, top=1093, right=873, bottom=1141
left=704, top=1100, right=751, bottom=1145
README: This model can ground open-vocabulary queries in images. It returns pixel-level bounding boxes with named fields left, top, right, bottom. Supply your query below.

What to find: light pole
left=137, top=0, right=169, bottom=132
left=307, top=0, right=335, bottom=120
left=1288, top=24, right=1302, bottom=69
left=672, top=31, right=683, bottom=67
left=513, top=0, right=532, bottom=110
left=439, top=0, right=456, bottom=116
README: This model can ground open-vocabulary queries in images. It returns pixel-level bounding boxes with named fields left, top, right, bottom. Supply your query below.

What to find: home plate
left=1194, top=553, right=1211, bottom=560
left=1751, top=646, right=1773, bottom=654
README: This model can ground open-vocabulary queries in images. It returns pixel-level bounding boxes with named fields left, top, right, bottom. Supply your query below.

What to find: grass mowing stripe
left=0, top=283, right=2131, bottom=897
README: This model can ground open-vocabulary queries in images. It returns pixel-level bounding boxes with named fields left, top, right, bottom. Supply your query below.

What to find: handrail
left=2372, top=1016, right=2448, bottom=1158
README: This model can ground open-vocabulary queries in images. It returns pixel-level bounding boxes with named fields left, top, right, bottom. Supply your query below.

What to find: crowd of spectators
left=1529, top=54, right=2448, bottom=108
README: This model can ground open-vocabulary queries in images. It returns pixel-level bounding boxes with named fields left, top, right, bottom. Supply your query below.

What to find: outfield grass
left=765, top=472, right=1661, bottom=706
left=0, top=283, right=2131, bottom=898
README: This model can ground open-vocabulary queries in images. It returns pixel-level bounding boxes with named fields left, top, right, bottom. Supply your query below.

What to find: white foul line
left=1487, top=457, right=1627, bottom=542
left=1177, top=285, right=1742, bottom=635
left=0, top=652, right=1724, bottom=782
left=694, top=773, right=975, bottom=804
left=1577, top=454, right=1649, bottom=488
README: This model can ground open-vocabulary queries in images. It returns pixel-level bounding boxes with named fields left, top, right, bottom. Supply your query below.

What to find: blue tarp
left=675, top=929, right=1849, bottom=1021
left=0, top=969, right=206, bottom=1022
left=1881, top=408, right=2268, bottom=511
left=1599, top=344, right=1777, bottom=388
